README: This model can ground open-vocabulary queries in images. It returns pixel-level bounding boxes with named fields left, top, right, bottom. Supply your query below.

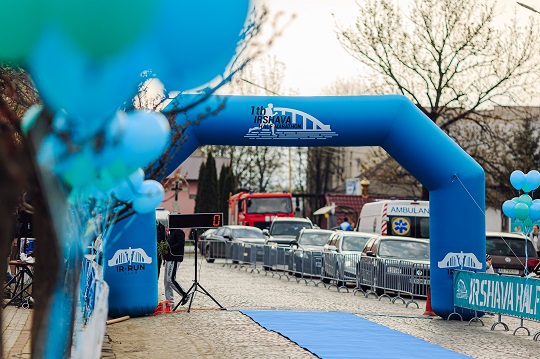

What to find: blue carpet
left=241, top=310, right=471, bottom=359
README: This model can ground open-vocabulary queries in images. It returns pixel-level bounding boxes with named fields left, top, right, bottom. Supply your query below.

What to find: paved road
left=106, top=253, right=540, bottom=358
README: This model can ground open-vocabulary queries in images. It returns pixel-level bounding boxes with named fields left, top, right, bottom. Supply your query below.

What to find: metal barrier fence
left=193, top=241, right=430, bottom=304
left=356, top=257, right=430, bottom=306
left=451, top=270, right=540, bottom=339
left=319, top=252, right=359, bottom=292
left=289, top=248, right=324, bottom=285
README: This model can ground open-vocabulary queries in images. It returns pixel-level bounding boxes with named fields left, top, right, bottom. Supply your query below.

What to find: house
left=159, top=150, right=230, bottom=214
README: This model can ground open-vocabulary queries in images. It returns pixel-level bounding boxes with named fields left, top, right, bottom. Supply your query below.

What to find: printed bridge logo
left=108, top=247, right=152, bottom=273
left=245, top=103, right=337, bottom=140
left=438, top=251, right=483, bottom=271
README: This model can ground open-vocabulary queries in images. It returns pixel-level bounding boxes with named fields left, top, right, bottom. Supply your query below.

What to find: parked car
left=203, top=225, right=265, bottom=263
left=263, top=217, right=314, bottom=246
left=322, top=231, right=378, bottom=284
left=289, top=229, right=334, bottom=276
left=486, top=231, right=539, bottom=276
left=263, top=217, right=314, bottom=269
left=358, top=235, right=430, bottom=295
left=197, top=228, right=218, bottom=252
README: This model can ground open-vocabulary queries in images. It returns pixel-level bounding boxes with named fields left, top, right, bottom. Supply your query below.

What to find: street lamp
left=517, top=2, right=540, bottom=14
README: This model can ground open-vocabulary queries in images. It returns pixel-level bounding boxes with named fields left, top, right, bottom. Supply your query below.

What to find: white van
left=356, top=200, right=429, bottom=239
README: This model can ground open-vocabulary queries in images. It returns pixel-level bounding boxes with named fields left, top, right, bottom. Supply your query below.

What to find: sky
left=251, top=0, right=538, bottom=96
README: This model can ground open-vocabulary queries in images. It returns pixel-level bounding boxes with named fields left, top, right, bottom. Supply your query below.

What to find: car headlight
left=387, top=266, right=402, bottom=274
left=269, top=242, right=277, bottom=247
left=295, top=251, right=305, bottom=258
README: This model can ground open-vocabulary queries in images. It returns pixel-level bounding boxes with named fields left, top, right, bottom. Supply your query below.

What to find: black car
left=263, top=217, right=314, bottom=269
left=196, top=228, right=218, bottom=252
left=203, top=225, right=265, bottom=263
left=359, top=235, right=430, bottom=295
left=289, top=229, right=334, bottom=276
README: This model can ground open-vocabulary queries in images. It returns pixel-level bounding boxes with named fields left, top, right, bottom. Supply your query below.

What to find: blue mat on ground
left=241, top=310, right=471, bottom=359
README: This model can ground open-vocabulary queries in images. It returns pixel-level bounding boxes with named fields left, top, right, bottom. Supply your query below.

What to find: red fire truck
left=228, top=191, right=295, bottom=229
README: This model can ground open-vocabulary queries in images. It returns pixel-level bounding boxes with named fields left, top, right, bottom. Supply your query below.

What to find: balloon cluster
left=502, top=170, right=540, bottom=231
left=2, top=0, right=250, bottom=213
left=25, top=106, right=170, bottom=213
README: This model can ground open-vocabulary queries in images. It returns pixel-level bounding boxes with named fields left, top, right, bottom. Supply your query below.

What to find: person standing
left=486, top=254, right=495, bottom=274
left=156, top=221, right=167, bottom=280
left=339, top=217, right=353, bottom=231
left=163, top=229, right=189, bottom=308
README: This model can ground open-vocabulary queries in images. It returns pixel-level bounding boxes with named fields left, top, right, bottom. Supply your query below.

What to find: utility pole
left=288, top=147, right=292, bottom=193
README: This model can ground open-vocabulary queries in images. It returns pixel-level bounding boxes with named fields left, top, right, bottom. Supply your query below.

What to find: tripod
left=173, top=229, right=224, bottom=312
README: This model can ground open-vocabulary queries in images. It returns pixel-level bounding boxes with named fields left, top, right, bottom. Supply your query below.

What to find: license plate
left=411, top=278, right=430, bottom=285
left=498, top=268, right=519, bottom=275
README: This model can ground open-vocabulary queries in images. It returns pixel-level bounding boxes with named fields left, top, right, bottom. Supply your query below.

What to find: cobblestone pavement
left=106, top=254, right=540, bottom=359
left=2, top=306, right=32, bottom=358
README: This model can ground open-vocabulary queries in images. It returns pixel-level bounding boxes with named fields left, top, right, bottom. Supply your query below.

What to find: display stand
left=173, top=229, right=224, bottom=312
left=4, top=261, right=34, bottom=308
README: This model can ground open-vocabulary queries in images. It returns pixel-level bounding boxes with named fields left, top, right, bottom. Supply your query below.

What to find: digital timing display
left=169, top=213, right=223, bottom=229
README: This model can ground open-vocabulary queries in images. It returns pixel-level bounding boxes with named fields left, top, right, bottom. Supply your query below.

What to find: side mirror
left=366, top=251, right=375, bottom=257
left=262, top=229, right=269, bottom=236
left=223, top=234, right=231, bottom=240
left=327, top=245, right=337, bottom=252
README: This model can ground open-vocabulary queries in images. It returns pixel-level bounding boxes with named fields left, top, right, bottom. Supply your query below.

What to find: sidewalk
left=2, top=306, right=32, bottom=358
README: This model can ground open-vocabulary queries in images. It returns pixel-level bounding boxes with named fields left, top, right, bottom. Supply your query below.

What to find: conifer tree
left=218, top=165, right=236, bottom=224
left=194, top=159, right=206, bottom=213
left=196, top=152, right=219, bottom=213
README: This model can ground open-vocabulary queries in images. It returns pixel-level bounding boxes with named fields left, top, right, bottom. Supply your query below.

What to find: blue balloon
left=522, top=182, right=532, bottom=193
left=502, top=200, right=516, bottom=219
left=152, top=0, right=250, bottom=91
left=36, top=133, right=68, bottom=171
left=530, top=203, right=540, bottom=221
left=519, top=194, right=533, bottom=206
left=112, top=168, right=145, bottom=202
left=515, top=203, right=530, bottom=221
left=27, top=26, right=152, bottom=131
left=132, top=180, right=164, bottom=213
left=510, top=170, right=526, bottom=191
left=526, top=170, right=540, bottom=191
left=118, top=111, right=171, bottom=168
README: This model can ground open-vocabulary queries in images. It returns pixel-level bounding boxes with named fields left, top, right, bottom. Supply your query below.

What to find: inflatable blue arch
left=166, top=94, right=486, bottom=318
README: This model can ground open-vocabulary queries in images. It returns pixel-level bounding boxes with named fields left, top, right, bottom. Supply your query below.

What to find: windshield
left=247, top=197, right=293, bottom=214
left=300, top=232, right=331, bottom=246
left=342, top=235, right=371, bottom=251
left=271, top=222, right=312, bottom=236
left=232, top=228, right=265, bottom=239
left=378, top=240, right=430, bottom=260
left=486, top=237, right=536, bottom=257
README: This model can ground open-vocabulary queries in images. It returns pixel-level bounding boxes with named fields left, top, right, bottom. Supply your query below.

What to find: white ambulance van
left=356, top=200, right=429, bottom=239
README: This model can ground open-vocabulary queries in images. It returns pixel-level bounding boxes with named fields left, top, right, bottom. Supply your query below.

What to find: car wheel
left=205, top=245, right=215, bottom=263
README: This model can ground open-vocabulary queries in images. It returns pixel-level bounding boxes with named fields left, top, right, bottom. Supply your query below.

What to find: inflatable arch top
left=165, top=94, right=486, bottom=318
